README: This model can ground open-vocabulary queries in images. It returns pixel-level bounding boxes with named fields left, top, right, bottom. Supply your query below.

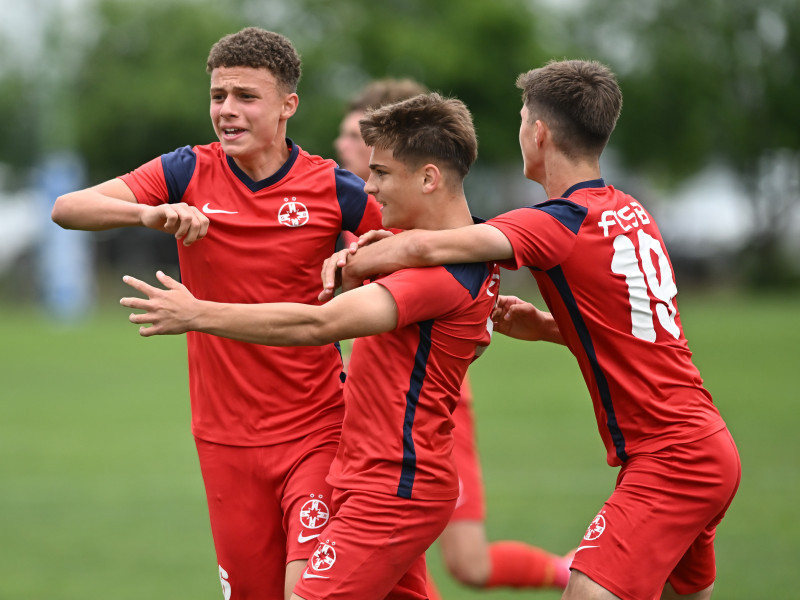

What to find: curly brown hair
left=206, top=27, right=301, bottom=93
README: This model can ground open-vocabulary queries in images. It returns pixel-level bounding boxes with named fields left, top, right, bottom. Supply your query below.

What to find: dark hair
left=206, top=27, right=301, bottom=93
left=516, top=59, right=622, bottom=158
left=347, top=78, right=429, bottom=113
left=359, top=93, right=477, bottom=180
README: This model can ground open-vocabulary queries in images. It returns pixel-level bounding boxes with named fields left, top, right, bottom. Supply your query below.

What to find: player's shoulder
left=159, top=142, right=222, bottom=165
left=441, top=261, right=496, bottom=300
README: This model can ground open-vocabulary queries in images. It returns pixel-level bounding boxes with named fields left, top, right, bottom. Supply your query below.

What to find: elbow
left=50, top=196, right=69, bottom=227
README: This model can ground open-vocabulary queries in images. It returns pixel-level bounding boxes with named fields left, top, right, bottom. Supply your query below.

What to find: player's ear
left=534, top=119, right=548, bottom=148
left=421, top=163, right=441, bottom=194
left=281, top=93, right=299, bottom=120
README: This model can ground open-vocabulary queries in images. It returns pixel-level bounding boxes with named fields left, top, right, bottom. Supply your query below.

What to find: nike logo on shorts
left=302, top=568, right=329, bottom=580
left=298, top=531, right=321, bottom=544
left=202, top=202, right=238, bottom=215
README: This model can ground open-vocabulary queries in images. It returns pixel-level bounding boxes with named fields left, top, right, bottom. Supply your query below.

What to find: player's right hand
left=141, top=203, right=209, bottom=246
left=319, top=247, right=355, bottom=302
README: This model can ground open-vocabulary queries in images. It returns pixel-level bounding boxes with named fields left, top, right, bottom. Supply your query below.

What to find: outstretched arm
left=320, top=223, right=514, bottom=299
left=51, top=178, right=209, bottom=246
left=121, top=271, right=398, bottom=345
left=492, top=295, right=565, bottom=345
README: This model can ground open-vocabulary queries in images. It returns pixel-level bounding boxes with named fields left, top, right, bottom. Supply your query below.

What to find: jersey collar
left=561, top=178, right=606, bottom=199
left=225, top=138, right=300, bottom=192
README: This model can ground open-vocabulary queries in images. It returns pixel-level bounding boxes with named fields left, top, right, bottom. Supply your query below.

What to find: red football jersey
left=488, top=179, right=725, bottom=466
left=326, top=261, right=500, bottom=500
left=120, top=140, right=384, bottom=446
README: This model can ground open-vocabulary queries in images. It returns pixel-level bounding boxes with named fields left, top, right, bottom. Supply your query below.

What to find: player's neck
left=230, top=137, right=291, bottom=182
left=418, top=192, right=474, bottom=231
left=540, top=154, right=601, bottom=199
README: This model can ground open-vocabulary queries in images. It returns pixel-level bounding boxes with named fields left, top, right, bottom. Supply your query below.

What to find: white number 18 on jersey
left=611, top=229, right=680, bottom=342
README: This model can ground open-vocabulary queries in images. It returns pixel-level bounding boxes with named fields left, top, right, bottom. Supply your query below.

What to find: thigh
left=668, top=429, right=740, bottom=595
left=293, top=489, right=455, bottom=600
left=196, top=438, right=285, bottom=600
left=570, top=429, right=741, bottom=600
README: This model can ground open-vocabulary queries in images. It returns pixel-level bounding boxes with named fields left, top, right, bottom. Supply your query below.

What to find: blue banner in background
left=38, top=152, right=95, bottom=322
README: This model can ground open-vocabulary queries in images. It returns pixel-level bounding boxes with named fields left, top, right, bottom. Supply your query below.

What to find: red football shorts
left=195, top=423, right=340, bottom=600
left=570, top=427, right=740, bottom=600
left=449, top=377, right=487, bottom=522
left=292, top=488, right=456, bottom=600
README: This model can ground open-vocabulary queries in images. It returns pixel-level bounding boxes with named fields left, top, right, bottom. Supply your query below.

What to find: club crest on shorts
left=311, top=540, right=337, bottom=571
left=584, top=512, right=606, bottom=541
left=299, top=494, right=330, bottom=530
left=278, top=197, right=309, bottom=227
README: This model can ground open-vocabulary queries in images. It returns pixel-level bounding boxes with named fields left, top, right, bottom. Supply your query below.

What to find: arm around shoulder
left=409, top=223, right=514, bottom=265
left=345, top=223, right=514, bottom=281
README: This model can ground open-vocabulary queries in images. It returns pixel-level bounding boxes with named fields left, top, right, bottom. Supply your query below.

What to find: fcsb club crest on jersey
left=300, top=495, right=330, bottom=530
left=311, top=540, right=337, bottom=571
left=278, top=197, right=310, bottom=227
left=584, top=512, right=606, bottom=541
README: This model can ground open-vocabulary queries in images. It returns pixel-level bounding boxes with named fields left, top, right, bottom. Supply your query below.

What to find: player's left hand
left=120, top=271, right=198, bottom=336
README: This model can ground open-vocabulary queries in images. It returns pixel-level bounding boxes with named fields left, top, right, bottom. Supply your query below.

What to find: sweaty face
left=334, top=111, right=372, bottom=180
left=209, top=66, right=296, bottom=165
left=363, top=147, right=425, bottom=230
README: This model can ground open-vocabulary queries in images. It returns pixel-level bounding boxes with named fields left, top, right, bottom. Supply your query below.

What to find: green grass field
left=1, top=288, right=798, bottom=599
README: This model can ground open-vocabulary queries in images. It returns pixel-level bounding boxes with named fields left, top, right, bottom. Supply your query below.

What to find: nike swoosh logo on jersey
left=302, top=569, right=329, bottom=580
left=298, top=531, right=321, bottom=544
left=202, top=202, right=238, bottom=214
left=574, top=545, right=599, bottom=553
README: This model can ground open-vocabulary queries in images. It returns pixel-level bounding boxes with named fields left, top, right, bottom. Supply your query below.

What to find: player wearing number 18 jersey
left=488, top=181, right=724, bottom=465
left=339, top=60, right=740, bottom=600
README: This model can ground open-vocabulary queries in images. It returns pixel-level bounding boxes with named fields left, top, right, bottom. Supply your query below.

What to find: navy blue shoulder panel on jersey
left=161, top=145, right=197, bottom=204
left=335, top=168, right=370, bottom=232
left=527, top=199, right=588, bottom=235
left=443, top=262, right=490, bottom=300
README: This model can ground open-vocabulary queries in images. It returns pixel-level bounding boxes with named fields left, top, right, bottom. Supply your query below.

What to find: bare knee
left=438, top=522, right=490, bottom=587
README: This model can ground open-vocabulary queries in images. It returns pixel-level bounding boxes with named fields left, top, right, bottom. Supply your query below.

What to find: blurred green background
left=1, top=0, right=799, bottom=598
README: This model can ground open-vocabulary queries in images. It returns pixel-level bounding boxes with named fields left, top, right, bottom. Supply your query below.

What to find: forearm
left=52, top=189, right=146, bottom=231
left=346, top=229, right=469, bottom=280
left=535, top=313, right=566, bottom=346
left=191, top=301, right=335, bottom=347
left=346, top=225, right=513, bottom=281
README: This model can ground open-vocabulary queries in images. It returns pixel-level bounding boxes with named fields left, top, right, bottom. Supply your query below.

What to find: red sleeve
left=377, top=267, right=466, bottom=327
left=118, top=156, right=169, bottom=206
left=488, top=207, right=577, bottom=271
